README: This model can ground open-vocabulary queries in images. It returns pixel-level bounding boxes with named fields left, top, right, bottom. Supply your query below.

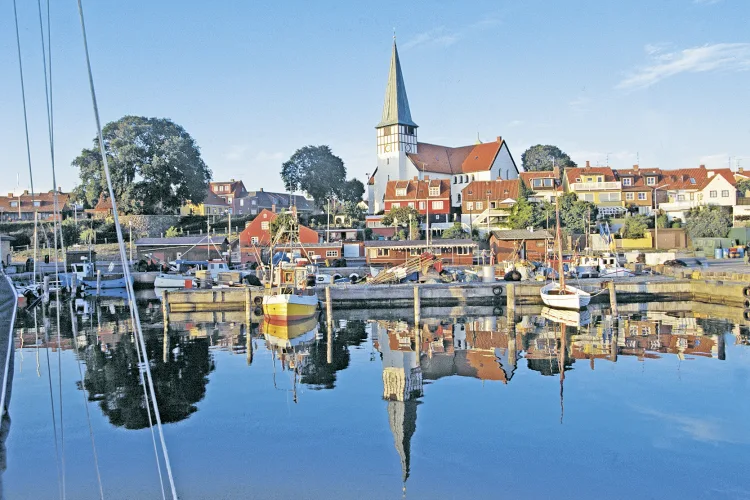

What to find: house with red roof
left=383, top=177, right=452, bottom=236
left=460, top=179, right=521, bottom=233
left=367, top=39, right=519, bottom=214
left=520, top=168, right=563, bottom=204
left=613, top=165, right=668, bottom=215
left=562, top=161, right=625, bottom=217
left=657, top=165, right=736, bottom=221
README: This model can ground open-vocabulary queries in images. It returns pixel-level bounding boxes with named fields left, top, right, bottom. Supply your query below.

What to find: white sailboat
left=541, top=197, right=591, bottom=310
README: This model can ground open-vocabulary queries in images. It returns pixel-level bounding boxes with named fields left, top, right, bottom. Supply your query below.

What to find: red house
left=237, top=209, right=319, bottom=263
left=384, top=177, right=451, bottom=225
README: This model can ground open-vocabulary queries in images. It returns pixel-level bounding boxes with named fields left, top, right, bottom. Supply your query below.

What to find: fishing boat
left=540, top=196, right=591, bottom=310
left=264, top=315, right=319, bottom=343
left=596, top=253, right=635, bottom=278
left=262, top=208, right=320, bottom=326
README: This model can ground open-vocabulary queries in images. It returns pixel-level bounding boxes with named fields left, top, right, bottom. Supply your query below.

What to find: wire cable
left=75, top=2, right=178, bottom=497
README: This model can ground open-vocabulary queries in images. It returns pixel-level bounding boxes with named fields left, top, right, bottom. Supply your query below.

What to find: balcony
left=737, top=197, right=750, bottom=206
left=570, top=181, right=621, bottom=191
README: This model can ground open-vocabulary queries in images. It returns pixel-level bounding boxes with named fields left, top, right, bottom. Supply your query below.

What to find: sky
left=1, top=0, right=749, bottom=197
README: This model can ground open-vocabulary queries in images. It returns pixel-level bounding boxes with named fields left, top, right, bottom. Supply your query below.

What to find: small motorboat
left=153, top=273, right=195, bottom=289
left=540, top=282, right=591, bottom=310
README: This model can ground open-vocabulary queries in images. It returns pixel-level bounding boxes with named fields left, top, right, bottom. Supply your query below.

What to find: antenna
left=393, top=27, right=396, bottom=41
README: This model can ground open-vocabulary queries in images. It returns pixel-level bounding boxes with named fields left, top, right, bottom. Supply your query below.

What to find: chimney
left=699, top=164, right=705, bottom=169
left=740, top=167, right=745, bottom=174
left=230, top=178, right=235, bottom=182
left=271, top=203, right=276, bottom=213
left=7, top=193, right=12, bottom=197
left=552, top=165, right=560, bottom=179
left=585, top=160, right=590, bottom=168
left=633, top=164, right=639, bottom=171
left=496, top=136, right=502, bottom=143
left=259, top=188, right=264, bottom=192
left=424, top=175, right=430, bottom=181
left=413, top=176, right=419, bottom=181
left=23, top=190, right=29, bottom=195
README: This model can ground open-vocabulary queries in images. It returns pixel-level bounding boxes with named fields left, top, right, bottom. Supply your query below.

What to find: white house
left=658, top=166, right=736, bottom=221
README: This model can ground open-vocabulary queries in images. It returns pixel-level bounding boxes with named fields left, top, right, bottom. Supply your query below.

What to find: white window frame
left=710, top=190, right=717, bottom=198
left=466, top=201, right=474, bottom=210
left=622, top=178, right=632, bottom=186
left=432, top=201, right=444, bottom=210
left=646, top=177, right=656, bottom=186
left=391, top=202, right=400, bottom=209
left=625, top=192, right=634, bottom=201
left=638, top=192, right=647, bottom=201
left=721, top=190, right=729, bottom=197
left=325, top=250, right=338, bottom=257
left=429, top=186, right=440, bottom=197
left=475, top=201, right=483, bottom=210
left=251, top=236, right=259, bottom=244
left=261, top=221, right=269, bottom=230
left=395, top=188, right=407, bottom=197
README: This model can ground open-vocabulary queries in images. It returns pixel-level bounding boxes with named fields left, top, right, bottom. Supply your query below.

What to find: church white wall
left=491, top=143, right=519, bottom=180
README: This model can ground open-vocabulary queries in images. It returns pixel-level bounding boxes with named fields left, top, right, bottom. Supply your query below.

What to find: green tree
left=656, top=213, right=669, bottom=229
left=508, top=197, right=534, bottom=229
left=441, top=222, right=469, bottom=239
left=79, top=228, right=96, bottom=245
left=60, top=218, right=80, bottom=247
left=343, top=201, right=365, bottom=224
left=339, top=179, right=365, bottom=204
left=165, top=226, right=181, bottom=238
left=72, top=116, right=211, bottom=214
left=281, top=145, right=348, bottom=208
left=269, top=211, right=299, bottom=244
left=736, top=179, right=750, bottom=197
left=685, top=206, right=732, bottom=239
left=382, top=206, right=421, bottom=240
left=521, top=145, right=576, bottom=172
left=531, top=200, right=555, bottom=230
left=621, top=215, right=650, bottom=239
left=559, top=194, right=598, bottom=234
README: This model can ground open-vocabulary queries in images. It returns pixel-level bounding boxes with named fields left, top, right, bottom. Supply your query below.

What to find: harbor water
left=2, top=294, right=750, bottom=499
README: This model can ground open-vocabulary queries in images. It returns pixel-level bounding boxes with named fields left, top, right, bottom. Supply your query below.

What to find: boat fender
left=253, top=307, right=263, bottom=317
left=745, top=299, right=750, bottom=309
left=492, top=286, right=503, bottom=296
left=744, top=309, right=750, bottom=321
left=253, top=296, right=263, bottom=306
left=493, top=306, right=503, bottom=316
left=743, top=286, right=750, bottom=297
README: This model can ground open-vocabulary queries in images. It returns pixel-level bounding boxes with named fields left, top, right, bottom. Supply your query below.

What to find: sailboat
left=540, top=196, right=591, bottom=309
left=262, top=208, right=319, bottom=326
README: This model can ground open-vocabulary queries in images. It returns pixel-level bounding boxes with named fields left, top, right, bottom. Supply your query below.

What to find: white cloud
left=255, top=151, right=284, bottom=162
left=223, top=145, right=248, bottom=162
left=637, top=407, right=745, bottom=444
left=402, top=28, right=459, bottom=50
left=617, top=43, right=750, bottom=90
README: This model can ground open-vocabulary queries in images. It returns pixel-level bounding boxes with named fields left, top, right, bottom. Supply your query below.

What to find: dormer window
left=33, top=201, right=40, bottom=207
left=646, top=177, right=656, bottom=186
left=689, top=178, right=696, bottom=184
left=622, top=178, right=632, bottom=186
left=10, top=201, right=17, bottom=207
left=429, top=186, right=440, bottom=197
left=395, top=188, right=407, bottom=197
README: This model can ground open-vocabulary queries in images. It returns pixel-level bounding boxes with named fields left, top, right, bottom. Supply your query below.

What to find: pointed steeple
left=377, top=40, right=417, bottom=128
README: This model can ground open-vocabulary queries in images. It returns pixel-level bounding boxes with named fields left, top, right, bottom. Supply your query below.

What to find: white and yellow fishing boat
left=263, top=293, right=319, bottom=326
left=264, top=315, right=319, bottom=344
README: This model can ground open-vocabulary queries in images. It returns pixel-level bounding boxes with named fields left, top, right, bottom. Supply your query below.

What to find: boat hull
left=540, top=283, right=591, bottom=310
left=153, top=274, right=194, bottom=288
left=81, top=276, right=133, bottom=289
left=263, top=294, right=319, bottom=325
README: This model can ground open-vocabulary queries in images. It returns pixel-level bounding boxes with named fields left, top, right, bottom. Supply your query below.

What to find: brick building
left=364, top=239, right=476, bottom=267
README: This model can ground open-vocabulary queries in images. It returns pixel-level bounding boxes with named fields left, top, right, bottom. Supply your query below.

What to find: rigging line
left=75, top=2, right=178, bottom=498
left=35, top=4, right=67, bottom=495
left=130, top=304, right=167, bottom=500
left=68, top=299, right=104, bottom=500
left=42, top=307, right=64, bottom=500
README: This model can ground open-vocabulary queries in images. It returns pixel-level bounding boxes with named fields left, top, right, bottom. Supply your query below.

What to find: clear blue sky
left=1, top=0, right=749, bottom=197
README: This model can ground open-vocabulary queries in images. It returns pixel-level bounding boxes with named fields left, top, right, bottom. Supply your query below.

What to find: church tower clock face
left=384, top=144, right=391, bottom=152
left=405, top=144, right=412, bottom=153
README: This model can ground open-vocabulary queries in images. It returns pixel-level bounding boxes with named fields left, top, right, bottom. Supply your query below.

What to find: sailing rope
left=76, top=2, right=178, bottom=497
left=12, top=1, right=65, bottom=497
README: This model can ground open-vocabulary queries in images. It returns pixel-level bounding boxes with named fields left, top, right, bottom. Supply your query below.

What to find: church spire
left=377, top=40, right=417, bottom=128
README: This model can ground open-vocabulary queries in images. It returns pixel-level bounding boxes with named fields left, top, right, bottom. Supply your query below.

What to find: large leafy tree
left=521, top=145, right=576, bottom=172
left=685, top=206, right=732, bottom=239
left=382, top=206, right=422, bottom=240
left=441, top=222, right=469, bottom=239
left=508, top=197, right=534, bottom=229
left=72, top=116, right=211, bottom=214
left=268, top=211, right=299, bottom=244
left=621, top=214, right=650, bottom=238
left=281, top=145, right=362, bottom=207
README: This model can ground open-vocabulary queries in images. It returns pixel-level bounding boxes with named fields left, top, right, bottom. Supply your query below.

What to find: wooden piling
left=326, top=286, right=333, bottom=364
left=96, top=269, right=102, bottom=296
left=244, top=287, right=251, bottom=327
left=162, top=289, right=169, bottom=327
left=413, top=285, right=420, bottom=326
left=246, top=324, right=253, bottom=366
left=325, top=286, right=333, bottom=326
left=43, top=275, right=50, bottom=305
left=608, top=280, right=618, bottom=317
left=506, top=283, right=516, bottom=327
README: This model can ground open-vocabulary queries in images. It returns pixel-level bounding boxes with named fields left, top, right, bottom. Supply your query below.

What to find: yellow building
left=180, top=191, right=229, bottom=216
left=563, top=162, right=625, bottom=217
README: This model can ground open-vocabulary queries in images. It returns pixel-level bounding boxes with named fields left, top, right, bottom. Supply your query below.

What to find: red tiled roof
left=406, top=137, right=507, bottom=175
left=613, top=167, right=664, bottom=191
left=384, top=178, right=450, bottom=201
left=660, top=166, right=736, bottom=191
left=520, top=172, right=562, bottom=192
left=564, top=166, right=617, bottom=184
left=462, top=179, right=520, bottom=203
left=210, top=180, right=246, bottom=197
left=0, top=190, right=70, bottom=214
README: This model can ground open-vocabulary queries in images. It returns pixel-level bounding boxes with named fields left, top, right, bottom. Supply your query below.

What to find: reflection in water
left=6, top=295, right=749, bottom=498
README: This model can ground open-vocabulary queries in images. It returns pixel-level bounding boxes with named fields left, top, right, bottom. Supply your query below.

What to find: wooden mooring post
left=244, top=287, right=251, bottom=327
left=506, top=283, right=516, bottom=328
left=326, top=286, right=333, bottom=364
left=608, top=281, right=618, bottom=317
left=413, top=285, right=420, bottom=326
left=162, top=289, right=170, bottom=328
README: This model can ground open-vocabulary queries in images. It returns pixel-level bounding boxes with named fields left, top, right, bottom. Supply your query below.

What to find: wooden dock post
left=325, top=286, right=333, bottom=364
left=43, top=275, right=50, bottom=305
left=413, top=285, right=421, bottom=326
left=96, top=269, right=102, bottom=296
left=244, top=287, right=251, bottom=327
left=325, top=286, right=333, bottom=326
left=162, top=289, right=169, bottom=328
left=608, top=281, right=618, bottom=317
left=246, top=324, right=253, bottom=366
left=506, top=283, right=516, bottom=327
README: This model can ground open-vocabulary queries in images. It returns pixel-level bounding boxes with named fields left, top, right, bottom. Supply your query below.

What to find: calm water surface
left=3, top=296, right=750, bottom=499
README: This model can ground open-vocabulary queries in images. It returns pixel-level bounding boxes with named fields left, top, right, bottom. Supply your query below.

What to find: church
left=367, top=40, right=520, bottom=215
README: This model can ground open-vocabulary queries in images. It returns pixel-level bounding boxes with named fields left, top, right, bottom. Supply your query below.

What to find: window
left=597, top=176, right=603, bottom=182
left=409, top=248, right=423, bottom=256
left=429, top=187, right=440, bottom=197
left=33, top=200, right=40, bottom=207
left=575, top=178, right=581, bottom=183
left=689, top=193, right=694, bottom=200
left=432, top=201, right=444, bottom=210
left=533, top=179, right=542, bottom=188
left=377, top=248, right=390, bottom=257
left=467, top=202, right=474, bottom=210
left=646, top=177, right=656, bottom=186
left=543, top=178, right=553, bottom=187
left=240, top=199, right=244, bottom=206
left=677, top=195, right=685, bottom=201
left=419, top=201, right=425, bottom=210
left=251, top=236, right=258, bottom=244
left=408, top=202, right=414, bottom=208
left=326, top=250, right=338, bottom=257
left=252, top=199, right=257, bottom=205
left=626, top=192, right=634, bottom=200
left=396, top=188, right=407, bottom=196
left=581, top=193, right=594, bottom=202
left=622, top=178, right=632, bottom=186
left=689, top=178, right=696, bottom=185
left=638, top=192, right=647, bottom=200
left=9, top=202, right=17, bottom=207
left=453, top=177, right=457, bottom=184
left=710, top=190, right=717, bottom=198
left=475, top=202, right=483, bottom=210
left=490, top=201, right=497, bottom=209
left=261, top=221, right=269, bottom=230
left=391, top=202, right=400, bottom=209
left=722, top=190, right=729, bottom=197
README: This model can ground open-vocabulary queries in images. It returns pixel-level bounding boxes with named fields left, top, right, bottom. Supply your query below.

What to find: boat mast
left=555, top=195, right=565, bottom=289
